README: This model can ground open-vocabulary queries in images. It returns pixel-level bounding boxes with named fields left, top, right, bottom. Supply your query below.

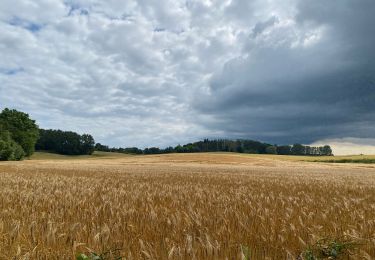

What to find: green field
left=201, top=152, right=375, bottom=164
left=311, top=156, right=375, bottom=164
left=30, top=151, right=132, bottom=160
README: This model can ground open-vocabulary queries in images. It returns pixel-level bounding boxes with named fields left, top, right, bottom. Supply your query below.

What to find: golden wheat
left=0, top=153, right=374, bottom=259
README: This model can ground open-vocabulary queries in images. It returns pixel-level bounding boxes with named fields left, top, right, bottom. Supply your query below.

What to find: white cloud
left=1, top=0, right=374, bottom=150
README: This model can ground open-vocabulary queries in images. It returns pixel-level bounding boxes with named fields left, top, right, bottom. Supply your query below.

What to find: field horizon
left=30, top=151, right=375, bottom=164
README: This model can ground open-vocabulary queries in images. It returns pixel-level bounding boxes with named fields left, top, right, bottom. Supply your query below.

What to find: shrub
left=0, top=131, right=25, bottom=161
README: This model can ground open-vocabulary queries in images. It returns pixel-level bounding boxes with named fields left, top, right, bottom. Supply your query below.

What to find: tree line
left=36, top=129, right=95, bottom=155
left=95, top=143, right=143, bottom=154
left=95, top=139, right=333, bottom=156
left=0, top=108, right=333, bottom=161
left=0, top=108, right=95, bottom=160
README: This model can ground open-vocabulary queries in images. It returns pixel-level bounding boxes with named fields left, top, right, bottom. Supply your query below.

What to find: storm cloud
left=0, top=0, right=374, bottom=150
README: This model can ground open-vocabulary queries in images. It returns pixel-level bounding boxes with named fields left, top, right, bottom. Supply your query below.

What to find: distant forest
left=0, top=108, right=333, bottom=161
left=95, top=139, right=333, bottom=156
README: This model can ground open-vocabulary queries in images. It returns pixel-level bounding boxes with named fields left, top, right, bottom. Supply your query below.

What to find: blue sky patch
left=9, top=17, right=43, bottom=32
left=0, top=67, right=24, bottom=75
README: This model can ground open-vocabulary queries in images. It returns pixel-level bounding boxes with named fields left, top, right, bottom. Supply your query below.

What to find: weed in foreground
left=77, top=248, right=124, bottom=260
left=299, top=236, right=362, bottom=259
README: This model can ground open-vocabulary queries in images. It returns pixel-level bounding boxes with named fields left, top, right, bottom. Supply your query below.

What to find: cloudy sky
left=1, top=0, right=374, bottom=154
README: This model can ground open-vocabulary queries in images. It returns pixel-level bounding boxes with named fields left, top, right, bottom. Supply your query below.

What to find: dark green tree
left=80, top=134, right=95, bottom=155
left=0, top=108, right=39, bottom=157
left=0, top=130, right=25, bottom=161
left=277, top=145, right=291, bottom=155
left=291, top=144, right=305, bottom=155
left=265, top=145, right=277, bottom=154
left=321, top=145, right=333, bottom=156
left=95, top=143, right=110, bottom=152
left=144, top=147, right=160, bottom=154
left=36, top=129, right=95, bottom=155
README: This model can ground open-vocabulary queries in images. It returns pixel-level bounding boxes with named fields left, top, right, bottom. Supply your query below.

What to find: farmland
left=0, top=153, right=374, bottom=259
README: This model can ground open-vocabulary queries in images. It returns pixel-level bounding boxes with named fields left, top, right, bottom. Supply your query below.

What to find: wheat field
left=0, top=153, right=374, bottom=259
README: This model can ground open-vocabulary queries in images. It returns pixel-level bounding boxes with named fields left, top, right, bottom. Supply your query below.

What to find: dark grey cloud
left=252, top=16, right=279, bottom=37
left=194, top=0, right=375, bottom=144
left=0, top=0, right=374, bottom=150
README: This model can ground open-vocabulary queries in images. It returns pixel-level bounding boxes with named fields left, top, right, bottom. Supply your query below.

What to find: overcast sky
left=1, top=0, right=374, bottom=153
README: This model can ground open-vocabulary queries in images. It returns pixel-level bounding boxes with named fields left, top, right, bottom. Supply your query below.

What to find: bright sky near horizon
left=1, top=0, right=374, bottom=154
left=312, top=138, right=375, bottom=156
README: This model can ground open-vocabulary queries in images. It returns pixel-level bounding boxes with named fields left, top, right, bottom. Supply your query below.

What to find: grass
left=30, top=151, right=132, bottom=160
left=0, top=153, right=374, bottom=258
left=300, top=236, right=362, bottom=259
left=313, top=158, right=375, bottom=164
left=238, top=153, right=375, bottom=164
left=308, top=154, right=375, bottom=164
left=76, top=248, right=123, bottom=260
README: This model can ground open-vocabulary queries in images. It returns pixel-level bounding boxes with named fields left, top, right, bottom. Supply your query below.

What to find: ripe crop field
left=0, top=153, right=374, bottom=259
